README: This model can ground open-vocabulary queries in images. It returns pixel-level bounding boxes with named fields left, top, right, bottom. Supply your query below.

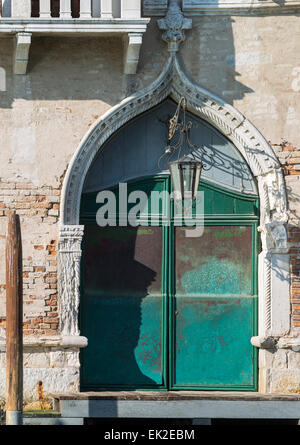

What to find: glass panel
left=173, top=225, right=255, bottom=388
left=81, top=225, right=164, bottom=388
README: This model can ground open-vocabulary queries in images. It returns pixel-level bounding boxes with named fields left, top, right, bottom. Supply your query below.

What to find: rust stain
left=36, top=381, right=47, bottom=410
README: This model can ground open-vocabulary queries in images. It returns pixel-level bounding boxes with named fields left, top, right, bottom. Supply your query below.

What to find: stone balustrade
left=0, top=0, right=142, bottom=19
left=0, top=1, right=148, bottom=75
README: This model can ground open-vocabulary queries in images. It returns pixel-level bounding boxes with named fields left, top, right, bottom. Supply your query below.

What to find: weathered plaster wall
left=0, top=36, right=125, bottom=186
left=0, top=348, right=80, bottom=402
left=0, top=13, right=300, bottom=399
left=0, top=35, right=125, bottom=327
left=0, top=35, right=127, bottom=402
left=180, top=15, right=300, bottom=149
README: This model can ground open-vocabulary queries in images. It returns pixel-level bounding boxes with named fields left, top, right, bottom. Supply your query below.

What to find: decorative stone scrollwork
left=157, top=0, right=192, bottom=52
left=59, top=9, right=290, bottom=347
left=264, top=222, right=288, bottom=253
left=257, top=167, right=288, bottom=253
left=58, top=225, right=84, bottom=337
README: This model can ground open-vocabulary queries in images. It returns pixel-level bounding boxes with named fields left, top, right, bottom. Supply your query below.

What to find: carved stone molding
left=182, top=0, right=300, bottom=15
left=59, top=52, right=290, bottom=344
left=144, top=0, right=300, bottom=16
left=157, top=0, right=192, bottom=53
left=258, top=251, right=290, bottom=338
left=58, top=225, right=84, bottom=337
left=60, top=56, right=174, bottom=226
left=60, top=54, right=288, bottom=234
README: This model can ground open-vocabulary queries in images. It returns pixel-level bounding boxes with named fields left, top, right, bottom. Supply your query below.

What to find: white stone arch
left=58, top=54, right=290, bottom=359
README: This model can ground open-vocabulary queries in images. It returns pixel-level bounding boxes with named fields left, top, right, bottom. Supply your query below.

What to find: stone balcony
left=0, top=0, right=150, bottom=74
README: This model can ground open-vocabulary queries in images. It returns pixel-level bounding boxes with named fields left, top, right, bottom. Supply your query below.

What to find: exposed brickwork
left=271, top=141, right=300, bottom=331
left=271, top=141, right=300, bottom=176
left=0, top=181, right=60, bottom=336
left=289, top=227, right=300, bottom=330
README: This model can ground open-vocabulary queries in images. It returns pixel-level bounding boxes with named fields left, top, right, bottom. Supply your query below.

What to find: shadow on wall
left=82, top=98, right=258, bottom=196
left=0, top=9, right=256, bottom=108
left=80, top=224, right=162, bottom=389
left=0, top=35, right=126, bottom=109
left=179, top=13, right=254, bottom=105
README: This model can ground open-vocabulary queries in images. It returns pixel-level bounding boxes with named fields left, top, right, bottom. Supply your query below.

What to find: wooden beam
left=6, top=211, right=23, bottom=426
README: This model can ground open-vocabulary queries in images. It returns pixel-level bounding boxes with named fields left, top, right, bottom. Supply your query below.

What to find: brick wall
left=0, top=181, right=60, bottom=336
left=289, top=227, right=300, bottom=330
left=1, top=145, right=300, bottom=336
left=271, top=141, right=300, bottom=332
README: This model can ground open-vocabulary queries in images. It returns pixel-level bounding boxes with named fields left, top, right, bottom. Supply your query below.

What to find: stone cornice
left=182, top=0, right=300, bottom=15
left=0, top=18, right=150, bottom=34
left=144, top=0, right=300, bottom=15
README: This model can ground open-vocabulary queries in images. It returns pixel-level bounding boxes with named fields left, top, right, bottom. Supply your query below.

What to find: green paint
left=214, top=227, right=246, bottom=240
left=80, top=176, right=258, bottom=391
left=173, top=297, right=253, bottom=387
left=180, top=257, right=251, bottom=295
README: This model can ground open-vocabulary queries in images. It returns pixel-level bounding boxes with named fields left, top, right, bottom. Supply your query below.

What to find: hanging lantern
left=169, top=156, right=202, bottom=201
left=160, top=97, right=203, bottom=201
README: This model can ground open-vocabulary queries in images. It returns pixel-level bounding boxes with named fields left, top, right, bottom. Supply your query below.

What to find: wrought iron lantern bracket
left=159, top=97, right=203, bottom=201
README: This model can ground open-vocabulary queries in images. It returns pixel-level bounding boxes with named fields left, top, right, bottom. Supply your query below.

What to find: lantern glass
left=169, top=158, right=202, bottom=201
left=169, top=160, right=182, bottom=201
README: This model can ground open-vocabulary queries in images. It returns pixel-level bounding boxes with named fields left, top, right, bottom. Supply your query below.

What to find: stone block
left=260, top=349, right=288, bottom=370
left=0, top=367, right=80, bottom=401
left=288, top=350, right=300, bottom=369
left=50, top=350, right=80, bottom=368
left=269, top=369, right=300, bottom=393
left=23, top=351, right=50, bottom=368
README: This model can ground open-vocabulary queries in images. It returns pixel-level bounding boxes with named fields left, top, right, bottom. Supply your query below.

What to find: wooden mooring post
left=6, top=211, right=23, bottom=425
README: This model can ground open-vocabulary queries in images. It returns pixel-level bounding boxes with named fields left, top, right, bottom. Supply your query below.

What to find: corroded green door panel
left=173, top=296, right=254, bottom=387
left=80, top=177, right=258, bottom=391
left=171, top=226, right=257, bottom=389
left=81, top=224, right=166, bottom=390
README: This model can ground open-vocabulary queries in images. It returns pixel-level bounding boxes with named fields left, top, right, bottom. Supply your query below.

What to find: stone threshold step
left=23, top=417, right=83, bottom=425
left=49, top=391, right=300, bottom=402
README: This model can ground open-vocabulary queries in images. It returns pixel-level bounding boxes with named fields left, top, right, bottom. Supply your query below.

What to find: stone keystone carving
left=158, top=0, right=192, bottom=52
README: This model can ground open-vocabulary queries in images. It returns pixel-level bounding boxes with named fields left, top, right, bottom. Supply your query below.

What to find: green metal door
left=80, top=176, right=258, bottom=391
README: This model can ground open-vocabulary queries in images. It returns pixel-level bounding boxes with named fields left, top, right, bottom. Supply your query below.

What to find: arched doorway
left=79, top=99, right=259, bottom=391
